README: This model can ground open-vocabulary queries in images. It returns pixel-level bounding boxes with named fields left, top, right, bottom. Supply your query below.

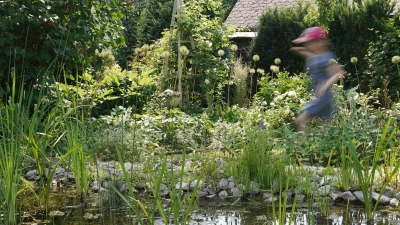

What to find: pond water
left=17, top=194, right=400, bottom=225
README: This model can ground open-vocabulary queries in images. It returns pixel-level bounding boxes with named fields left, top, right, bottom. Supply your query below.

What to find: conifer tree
left=136, top=0, right=174, bottom=46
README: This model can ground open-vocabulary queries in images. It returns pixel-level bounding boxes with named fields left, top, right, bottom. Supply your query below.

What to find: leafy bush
left=249, top=3, right=313, bottom=76
left=136, top=0, right=174, bottom=47
left=255, top=71, right=311, bottom=105
left=135, top=109, right=214, bottom=151
left=327, top=0, right=395, bottom=93
left=0, top=0, right=125, bottom=95
left=254, top=70, right=312, bottom=128
left=54, top=67, right=157, bottom=117
left=365, top=21, right=400, bottom=103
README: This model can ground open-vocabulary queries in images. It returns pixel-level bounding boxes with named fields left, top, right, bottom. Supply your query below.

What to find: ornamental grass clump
left=231, top=58, right=248, bottom=106
left=343, top=118, right=400, bottom=221
left=0, top=84, right=28, bottom=224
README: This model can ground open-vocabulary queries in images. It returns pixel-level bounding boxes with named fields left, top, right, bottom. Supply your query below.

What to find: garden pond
left=15, top=191, right=400, bottom=225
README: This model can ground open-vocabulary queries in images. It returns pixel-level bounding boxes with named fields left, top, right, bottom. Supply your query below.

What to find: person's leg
left=295, top=111, right=313, bottom=132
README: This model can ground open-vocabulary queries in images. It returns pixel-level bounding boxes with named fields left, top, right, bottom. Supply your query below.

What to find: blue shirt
left=306, top=52, right=336, bottom=97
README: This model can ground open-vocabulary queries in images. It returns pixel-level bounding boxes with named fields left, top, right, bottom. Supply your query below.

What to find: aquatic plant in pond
left=0, top=90, right=26, bottom=224
left=343, top=118, right=400, bottom=221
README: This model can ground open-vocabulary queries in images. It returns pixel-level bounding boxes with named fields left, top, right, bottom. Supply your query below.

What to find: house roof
left=225, top=0, right=400, bottom=31
left=225, top=0, right=307, bottom=30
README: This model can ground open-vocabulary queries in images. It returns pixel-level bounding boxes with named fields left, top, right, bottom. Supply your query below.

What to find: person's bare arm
left=315, top=63, right=345, bottom=97
left=290, top=47, right=316, bottom=59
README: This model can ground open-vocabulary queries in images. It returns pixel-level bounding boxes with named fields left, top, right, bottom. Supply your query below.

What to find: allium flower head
left=204, top=79, right=210, bottom=84
left=329, top=58, right=337, bottom=64
left=218, top=50, right=225, bottom=57
left=180, top=46, right=190, bottom=56
left=392, top=56, right=400, bottom=64
left=257, top=68, right=265, bottom=75
left=270, top=65, right=279, bottom=73
left=350, top=57, right=358, bottom=64
left=161, top=51, right=170, bottom=58
left=230, top=44, right=238, bottom=52
left=249, top=68, right=256, bottom=74
left=253, top=55, right=260, bottom=62
left=274, top=58, right=281, bottom=65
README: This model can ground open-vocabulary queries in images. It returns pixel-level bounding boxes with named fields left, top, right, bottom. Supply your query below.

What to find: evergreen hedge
left=328, top=0, right=395, bottom=93
left=248, top=3, right=313, bottom=76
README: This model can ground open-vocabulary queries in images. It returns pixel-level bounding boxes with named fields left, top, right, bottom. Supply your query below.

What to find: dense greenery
left=249, top=3, right=313, bottom=75
left=135, top=0, right=174, bottom=47
left=327, top=0, right=395, bottom=93
left=365, top=20, right=400, bottom=105
left=0, top=0, right=126, bottom=97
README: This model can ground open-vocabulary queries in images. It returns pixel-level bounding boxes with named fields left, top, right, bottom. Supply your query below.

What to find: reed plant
left=114, top=145, right=207, bottom=224
left=315, top=151, right=333, bottom=217
left=158, top=148, right=207, bottom=224
left=230, top=127, right=279, bottom=189
left=23, top=86, right=78, bottom=211
left=231, top=57, right=248, bottom=107
left=64, top=116, right=90, bottom=202
left=342, top=118, right=399, bottom=221
left=338, top=139, right=355, bottom=191
left=0, top=75, right=28, bottom=224
left=59, top=90, right=92, bottom=203
left=270, top=156, right=297, bottom=225
left=111, top=147, right=145, bottom=224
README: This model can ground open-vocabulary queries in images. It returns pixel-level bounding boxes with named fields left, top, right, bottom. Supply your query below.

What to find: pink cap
left=292, top=27, right=328, bottom=44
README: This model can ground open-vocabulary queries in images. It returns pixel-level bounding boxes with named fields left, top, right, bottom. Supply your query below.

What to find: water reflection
left=189, top=201, right=400, bottom=225
left=18, top=197, right=400, bottom=225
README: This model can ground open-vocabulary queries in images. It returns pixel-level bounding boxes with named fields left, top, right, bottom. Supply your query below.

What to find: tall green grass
left=0, top=77, right=27, bottom=224
left=271, top=157, right=297, bottom=225
left=230, top=127, right=280, bottom=189
left=343, top=118, right=400, bottom=221
left=0, top=73, right=51, bottom=223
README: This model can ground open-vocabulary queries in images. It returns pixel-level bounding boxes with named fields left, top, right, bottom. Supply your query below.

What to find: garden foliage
left=135, top=0, right=174, bottom=47
left=0, top=0, right=126, bottom=97
left=365, top=20, right=400, bottom=102
left=327, top=0, right=395, bottom=92
left=249, top=3, right=313, bottom=75
left=54, top=66, right=157, bottom=117
left=134, top=0, right=237, bottom=109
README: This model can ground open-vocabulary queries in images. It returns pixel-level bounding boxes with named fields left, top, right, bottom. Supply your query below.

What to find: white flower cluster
left=101, top=106, right=133, bottom=126
left=272, top=90, right=297, bottom=104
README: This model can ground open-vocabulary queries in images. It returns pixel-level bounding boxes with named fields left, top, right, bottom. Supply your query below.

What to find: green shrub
left=255, top=71, right=311, bottom=104
left=0, top=0, right=125, bottom=95
left=327, top=0, right=395, bottom=93
left=365, top=21, right=400, bottom=103
left=55, top=67, right=157, bottom=117
left=249, top=3, right=313, bottom=76
left=136, top=0, right=174, bottom=47
left=254, top=70, right=312, bottom=129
